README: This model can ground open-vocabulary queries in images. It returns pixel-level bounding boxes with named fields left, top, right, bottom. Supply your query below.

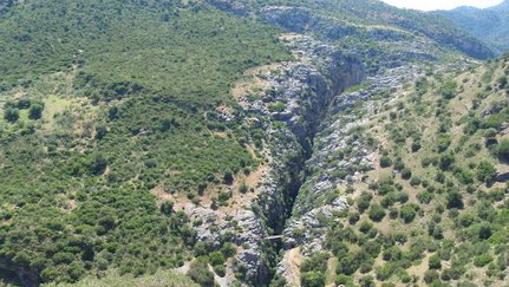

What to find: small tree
left=187, top=259, right=214, bottom=287
left=477, top=161, right=497, bottom=184
left=380, top=156, right=392, bottom=168
left=28, top=103, right=44, bottom=120
left=479, top=225, right=492, bottom=240
left=357, top=192, right=372, bottom=213
left=89, top=153, right=108, bottom=175
left=239, top=182, right=249, bottom=194
left=301, top=271, right=325, bottom=287
left=401, top=168, right=412, bottom=180
left=423, top=270, right=439, bottom=284
left=4, top=108, right=19, bottom=123
left=160, top=201, right=174, bottom=216
left=400, top=204, right=419, bottom=223
left=223, top=170, right=234, bottom=185
left=208, top=251, right=225, bottom=266
left=446, top=191, right=464, bottom=209
left=496, top=138, right=509, bottom=162
left=497, top=76, right=507, bottom=88
left=368, top=204, right=386, bottom=222
left=429, top=254, right=442, bottom=269
left=411, top=141, right=421, bottom=152
left=439, top=81, right=457, bottom=100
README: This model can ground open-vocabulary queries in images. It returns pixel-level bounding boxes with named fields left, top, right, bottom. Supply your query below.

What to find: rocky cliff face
left=232, top=35, right=365, bottom=286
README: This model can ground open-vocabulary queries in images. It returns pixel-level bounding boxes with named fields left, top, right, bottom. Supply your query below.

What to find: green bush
left=380, top=156, right=393, bottom=168
left=336, top=254, right=359, bottom=276
left=223, top=170, right=234, bottom=185
left=439, top=153, right=455, bottom=170
left=213, top=264, right=225, bottom=277
left=446, top=191, right=464, bottom=209
left=439, top=81, right=457, bottom=99
left=476, top=161, right=497, bottom=184
left=208, top=251, right=225, bottom=266
left=428, top=254, right=442, bottom=269
left=28, top=103, right=44, bottom=120
left=4, top=107, right=19, bottom=123
left=220, top=243, right=236, bottom=258
left=401, top=168, right=412, bottom=180
left=411, top=141, right=421, bottom=152
left=496, top=138, right=509, bottom=162
left=359, top=221, right=373, bottom=234
left=479, top=225, right=493, bottom=240
left=400, top=204, right=419, bottom=223
left=424, top=270, right=439, bottom=284
left=187, top=259, right=215, bottom=287
left=159, top=201, right=174, bottom=216
left=335, top=275, right=354, bottom=287
left=357, top=192, right=373, bottom=213
left=301, top=271, right=325, bottom=287
left=301, top=253, right=329, bottom=274
left=239, top=182, right=249, bottom=193
left=368, top=204, right=386, bottom=222
left=474, top=254, right=493, bottom=267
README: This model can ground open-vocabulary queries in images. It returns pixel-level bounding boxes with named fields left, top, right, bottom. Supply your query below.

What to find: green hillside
left=436, top=0, right=509, bottom=54
left=208, top=0, right=495, bottom=60
left=0, top=0, right=289, bottom=285
left=297, top=55, right=509, bottom=287
left=0, top=0, right=507, bottom=287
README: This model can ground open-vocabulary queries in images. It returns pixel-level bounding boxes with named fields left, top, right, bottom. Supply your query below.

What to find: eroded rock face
left=177, top=33, right=364, bottom=286
left=231, top=35, right=364, bottom=286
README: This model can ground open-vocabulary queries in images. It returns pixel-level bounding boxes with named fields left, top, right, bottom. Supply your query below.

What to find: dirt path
left=280, top=247, right=303, bottom=287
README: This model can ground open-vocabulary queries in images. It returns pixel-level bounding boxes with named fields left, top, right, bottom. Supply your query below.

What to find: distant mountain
left=209, top=0, right=495, bottom=60
left=435, top=0, right=509, bottom=54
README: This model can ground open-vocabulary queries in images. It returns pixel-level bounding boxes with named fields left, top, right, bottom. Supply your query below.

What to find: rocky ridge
left=206, top=0, right=494, bottom=60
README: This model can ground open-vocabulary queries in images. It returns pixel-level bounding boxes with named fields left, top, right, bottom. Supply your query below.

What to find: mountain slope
left=436, top=0, right=509, bottom=54
left=0, top=0, right=289, bottom=285
left=208, top=0, right=495, bottom=60
left=279, top=53, right=509, bottom=287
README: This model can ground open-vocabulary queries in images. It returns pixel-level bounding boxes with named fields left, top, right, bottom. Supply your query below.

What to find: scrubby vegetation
left=45, top=270, right=199, bottom=287
left=0, top=0, right=289, bottom=285
left=300, top=56, right=509, bottom=286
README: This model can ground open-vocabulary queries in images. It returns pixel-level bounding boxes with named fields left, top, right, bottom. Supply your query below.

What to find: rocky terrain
left=172, top=33, right=365, bottom=286
left=170, top=1, right=500, bottom=286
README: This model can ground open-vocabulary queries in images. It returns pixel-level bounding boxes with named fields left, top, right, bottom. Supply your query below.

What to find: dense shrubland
left=0, top=0, right=289, bottom=285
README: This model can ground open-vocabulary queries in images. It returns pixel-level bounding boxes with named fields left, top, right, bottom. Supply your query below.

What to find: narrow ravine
left=237, top=35, right=365, bottom=285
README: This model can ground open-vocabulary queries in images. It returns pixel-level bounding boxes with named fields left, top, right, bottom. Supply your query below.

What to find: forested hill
left=435, top=0, right=509, bottom=54
left=207, top=0, right=495, bottom=60
left=0, top=0, right=289, bottom=285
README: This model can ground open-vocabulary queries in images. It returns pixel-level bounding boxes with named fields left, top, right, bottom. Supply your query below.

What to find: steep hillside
left=208, top=0, right=495, bottom=61
left=436, top=0, right=509, bottom=54
left=277, top=54, right=509, bottom=287
left=0, top=0, right=289, bottom=285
